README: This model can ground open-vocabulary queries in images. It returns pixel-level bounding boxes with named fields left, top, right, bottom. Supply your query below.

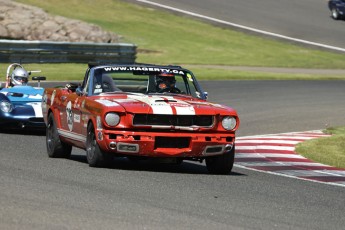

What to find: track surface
left=132, top=0, right=345, bottom=50
left=1, top=81, right=345, bottom=229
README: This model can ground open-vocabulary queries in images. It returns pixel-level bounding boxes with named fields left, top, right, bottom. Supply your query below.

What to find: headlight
left=221, top=116, right=237, bottom=130
left=0, top=101, right=13, bottom=113
left=105, top=113, right=120, bottom=126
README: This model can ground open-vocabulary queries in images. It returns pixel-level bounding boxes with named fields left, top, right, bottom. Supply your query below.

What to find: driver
left=155, top=72, right=177, bottom=92
left=10, top=66, right=29, bottom=87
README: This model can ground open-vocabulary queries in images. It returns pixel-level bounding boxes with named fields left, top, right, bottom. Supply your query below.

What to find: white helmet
left=11, top=67, right=29, bottom=86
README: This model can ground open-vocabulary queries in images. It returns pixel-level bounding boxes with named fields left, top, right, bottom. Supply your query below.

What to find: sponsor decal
left=66, top=101, right=73, bottom=131
left=103, top=66, right=185, bottom=75
left=94, top=84, right=102, bottom=93
left=82, top=114, right=89, bottom=128
left=42, top=94, right=47, bottom=111
left=74, top=114, right=81, bottom=123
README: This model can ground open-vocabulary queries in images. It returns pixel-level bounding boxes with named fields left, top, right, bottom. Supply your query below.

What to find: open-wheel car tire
left=86, top=123, right=112, bottom=167
left=46, top=113, right=72, bottom=158
left=331, top=8, right=342, bottom=20
left=205, top=145, right=235, bottom=175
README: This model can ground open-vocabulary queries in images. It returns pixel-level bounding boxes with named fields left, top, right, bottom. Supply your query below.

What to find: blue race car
left=0, top=63, right=46, bottom=130
left=329, top=0, right=345, bottom=20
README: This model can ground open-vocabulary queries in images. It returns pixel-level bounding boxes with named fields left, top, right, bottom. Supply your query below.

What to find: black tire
left=205, top=145, right=235, bottom=175
left=86, top=123, right=112, bottom=167
left=46, top=113, right=72, bottom=158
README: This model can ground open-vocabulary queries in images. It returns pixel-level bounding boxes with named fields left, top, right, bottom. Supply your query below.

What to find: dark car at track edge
left=328, top=0, right=345, bottom=20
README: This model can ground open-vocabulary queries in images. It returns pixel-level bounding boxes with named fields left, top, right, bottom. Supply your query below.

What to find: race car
left=42, top=63, right=239, bottom=174
left=0, top=63, right=46, bottom=130
left=328, top=0, right=345, bottom=20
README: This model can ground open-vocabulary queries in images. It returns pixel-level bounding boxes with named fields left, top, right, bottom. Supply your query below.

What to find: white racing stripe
left=27, top=102, right=43, bottom=118
left=95, top=99, right=120, bottom=106
left=128, top=95, right=195, bottom=115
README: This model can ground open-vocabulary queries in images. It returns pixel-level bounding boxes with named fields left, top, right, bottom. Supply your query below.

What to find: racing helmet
left=11, top=67, right=29, bottom=86
left=155, top=72, right=176, bottom=90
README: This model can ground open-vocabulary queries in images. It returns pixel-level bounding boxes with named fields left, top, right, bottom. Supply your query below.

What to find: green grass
left=296, top=127, right=345, bottom=169
left=13, top=0, right=345, bottom=81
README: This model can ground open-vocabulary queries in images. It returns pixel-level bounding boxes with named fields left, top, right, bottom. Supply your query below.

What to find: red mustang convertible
left=42, top=64, right=239, bottom=174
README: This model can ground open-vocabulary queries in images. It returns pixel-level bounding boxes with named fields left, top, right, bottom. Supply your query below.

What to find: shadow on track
left=69, top=154, right=246, bottom=176
left=0, top=128, right=45, bottom=136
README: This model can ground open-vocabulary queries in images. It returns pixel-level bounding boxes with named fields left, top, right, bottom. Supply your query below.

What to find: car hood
left=95, top=94, right=237, bottom=116
left=0, top=86, right=43, bottom=102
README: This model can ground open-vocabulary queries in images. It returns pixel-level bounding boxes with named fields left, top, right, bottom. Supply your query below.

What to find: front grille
left=133, top=114, right=213, bottom=127
left=29, top=118, right=44, bottom=123
left=155, top=137, right=190, bottom=148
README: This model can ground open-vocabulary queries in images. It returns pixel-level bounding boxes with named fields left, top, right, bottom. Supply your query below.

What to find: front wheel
left=86, top=123, right=112, bottom=167
left=331, top=8, right=341, bottom=20
left=46, top=113, right=72, bottom=158
left=205, top=145, right=235, bottom=175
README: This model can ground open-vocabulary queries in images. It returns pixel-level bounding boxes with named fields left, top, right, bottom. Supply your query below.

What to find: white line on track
left=136, top=0, right=345, bottom=53
left=235, top=153, right=306, bottom=159
left=236, top=140, right=301, bottom=145
left=236, top=145, right=295, bottom=151
left=237, top=162, right=328, bottom=167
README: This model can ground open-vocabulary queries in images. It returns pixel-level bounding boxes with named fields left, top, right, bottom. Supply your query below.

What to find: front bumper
left=0, top=115, right=45, bottom=129
left=97, top=130, right=235, bottom=158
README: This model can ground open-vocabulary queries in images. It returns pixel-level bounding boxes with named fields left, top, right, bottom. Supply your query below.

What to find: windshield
left=91, top=66, right=203, bottom=98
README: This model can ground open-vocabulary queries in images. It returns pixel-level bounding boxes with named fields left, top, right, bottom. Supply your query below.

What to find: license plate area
left=154, top=137, right=191, bottom=149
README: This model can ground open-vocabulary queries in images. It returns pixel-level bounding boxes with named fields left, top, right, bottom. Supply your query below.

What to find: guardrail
left=0, top=39, right=137, bottom=64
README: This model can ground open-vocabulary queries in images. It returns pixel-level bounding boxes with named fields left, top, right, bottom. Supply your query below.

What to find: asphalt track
left=1, top=81, right=345, bottom=229
left=131, top=0, right=345, bottom=51
left=2, top=1, right=345, bottom=229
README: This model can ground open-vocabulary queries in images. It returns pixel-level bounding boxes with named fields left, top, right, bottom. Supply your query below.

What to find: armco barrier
left=0, top=39, right=137, bottom=64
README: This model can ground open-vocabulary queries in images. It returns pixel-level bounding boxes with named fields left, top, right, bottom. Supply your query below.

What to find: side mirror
left=76, top=87, right=84, bottom=96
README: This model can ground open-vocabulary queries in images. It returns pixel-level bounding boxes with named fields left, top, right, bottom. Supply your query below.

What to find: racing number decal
left=66, top=101, right=73, bottom=131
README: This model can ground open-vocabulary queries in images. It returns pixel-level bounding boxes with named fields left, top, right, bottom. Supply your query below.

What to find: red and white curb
left=235, top=130, right=345, bottom=187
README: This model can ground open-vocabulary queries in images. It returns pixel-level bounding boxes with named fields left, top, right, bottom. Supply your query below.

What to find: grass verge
left=13, top=0, right=345, bottom=81
left=295, top=127, right=345, bottom=169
